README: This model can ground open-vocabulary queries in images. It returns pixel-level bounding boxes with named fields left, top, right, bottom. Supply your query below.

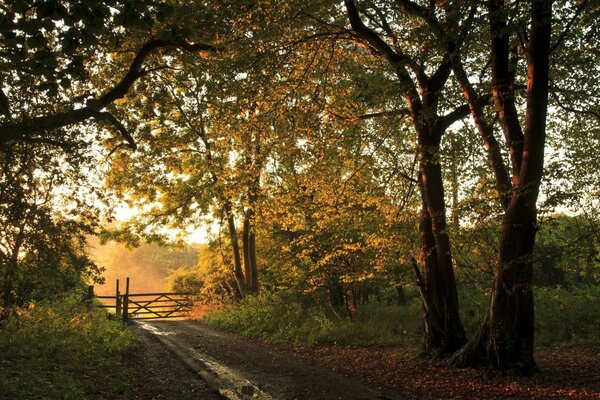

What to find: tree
left=437, top=0, right=554, bottom=372
left=342, top=0, right=475, bottom=354
left=0, top=0, right=218, bottom=316
left=0, top=139, right=102, bottom=316
left=104, top=41, right=270, bottom=298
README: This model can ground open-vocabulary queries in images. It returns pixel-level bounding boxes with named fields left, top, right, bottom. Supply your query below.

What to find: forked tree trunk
left=242, top=179, right=260, bottom=295
left=452, top=0, right=552, bottom=373
left=415, top=173, right=466, bottom=355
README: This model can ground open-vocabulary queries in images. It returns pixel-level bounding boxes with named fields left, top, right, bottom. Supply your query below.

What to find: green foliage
left=535, top=286, right=600, bottom=346
left=0, top=142, right=105, bottom=311
left=0, top=291, right=138, bottom=400
left=166, top=266, right=204, bottom=293
left=204, top=292, right=423, bottom=346
left=204, top=286, right=600, bottom=348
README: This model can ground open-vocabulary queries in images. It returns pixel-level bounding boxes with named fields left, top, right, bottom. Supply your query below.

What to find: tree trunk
left=414, top=134, right=466, bottom=355
left=242, top=210, right=259, bottom=295
left=1, top=235, right=23, bottom=319
left=1, top=274, right=15, bottom=319
left=414, top=196, right=466, bottom=355
left=396, top=285, right=407, bottom=305
left=344, top=283, right=357, bottom=319
left=452, top=201, right=538, bottom=373
left=243, top=177, right=260, bottom=295
left=224, top=202, right=247, bottom=297
left=452, top=0, right=552, bottom=373
left=242, top=214, right=253, bottom=290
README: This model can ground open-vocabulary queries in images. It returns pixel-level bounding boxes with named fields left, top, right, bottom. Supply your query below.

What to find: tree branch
left=549, top=0, right=589, bottom=54
left=328, top=108, right=410, bottom=122
left=0, top=37, right=217, bottom=146
left=435, top=103, right=471, bottom=133
left=0, top=87, right=10, bottom=118
left=344, top=0, right=411, bottom=69
left=94, top=111, right=136, bottom=150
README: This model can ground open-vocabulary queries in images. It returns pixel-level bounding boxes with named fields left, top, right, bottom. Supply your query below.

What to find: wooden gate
left=94, top=278, right=196, bottom=322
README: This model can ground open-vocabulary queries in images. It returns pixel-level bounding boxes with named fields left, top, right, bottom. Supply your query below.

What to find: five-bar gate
left=93, top=277, right=196, bottom=322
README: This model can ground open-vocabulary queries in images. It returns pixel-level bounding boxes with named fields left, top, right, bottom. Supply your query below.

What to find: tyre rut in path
left=136, top=320, right=399, bottom=400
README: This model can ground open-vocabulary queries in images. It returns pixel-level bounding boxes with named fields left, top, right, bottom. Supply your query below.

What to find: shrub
left=204, top=292, right=423, bottom=346
left=535, top=286, right=600, bottom=345
left=0, top=290, right=138, bottom=400
left=205, top=285, right=600, bottom=348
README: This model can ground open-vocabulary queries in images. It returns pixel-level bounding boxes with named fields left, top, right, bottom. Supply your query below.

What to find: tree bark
left=344, top=0, right=467, bottom=355
left=416, top=162, right=466, bottom=354
left=242, top=208, right=259, bottom=295
left=395, top=285, right=407, bottom=305
left=224, top=202, right=247, bottom=297
left=452, top=0, right=552, bottom=373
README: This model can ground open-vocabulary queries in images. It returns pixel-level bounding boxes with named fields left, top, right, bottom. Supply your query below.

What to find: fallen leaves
left=267, top=343, right=600, bottom=399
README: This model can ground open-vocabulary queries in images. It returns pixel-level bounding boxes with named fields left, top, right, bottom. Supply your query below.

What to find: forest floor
left=273, top=343, right=600, bottom=399
left=129, top=320, right=600, bottom=400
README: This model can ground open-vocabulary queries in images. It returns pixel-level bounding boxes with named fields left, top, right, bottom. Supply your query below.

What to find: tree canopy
left=1, top=0, right=598, bottom=374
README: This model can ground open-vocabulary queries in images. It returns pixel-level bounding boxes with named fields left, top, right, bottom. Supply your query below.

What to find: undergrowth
left=204, top=292, right=423, bottom=347
left=204, top=286, right=600, bottom=348
left=0, top=290, right=138, bottom=400
left=535, top=286, right=600, bottom=345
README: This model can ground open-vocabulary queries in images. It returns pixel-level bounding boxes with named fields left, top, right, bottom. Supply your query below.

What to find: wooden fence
left=91, top=278, right=196, bottom=322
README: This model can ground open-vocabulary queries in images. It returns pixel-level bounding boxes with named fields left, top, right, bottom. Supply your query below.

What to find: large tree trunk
left=453, top=0, right=552, bottom=373
left=344, top=0, right=467, bottom=355
left=415, top=162, right=466, bottom=355
left=452, top=198, right=538, bottom=373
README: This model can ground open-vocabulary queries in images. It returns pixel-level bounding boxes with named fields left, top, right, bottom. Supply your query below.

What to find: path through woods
left=131, top=320, right=600, bottom=399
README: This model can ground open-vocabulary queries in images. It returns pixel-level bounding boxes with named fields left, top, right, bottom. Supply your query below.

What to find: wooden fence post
left=123, top=277, right=130, bottom=323
left=115, top=279, right=122, bottom=317
left=87, top=285, right=94, bottom=311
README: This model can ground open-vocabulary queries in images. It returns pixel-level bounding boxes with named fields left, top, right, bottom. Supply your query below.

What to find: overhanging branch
left=94, top=111, right=136, bottom=150
left=0, top=37, right=217, bottom=146
left=328, top=108, right=410, bottom=122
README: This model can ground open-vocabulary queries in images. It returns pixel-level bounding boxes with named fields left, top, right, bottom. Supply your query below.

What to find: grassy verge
left=204, top=292, right=423, bottom=347
left=0, top=291, right=138, bottom=400
left=204, top=286, right=600, bottom=348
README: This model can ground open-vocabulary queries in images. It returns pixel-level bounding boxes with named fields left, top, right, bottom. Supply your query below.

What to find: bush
left=535, top=286, right=600, bottom=345
left=0, top=290, right=138, bottom=400
left=204, top=292, right=423, bottom=346
left=205, top=285, right=600, bottom=348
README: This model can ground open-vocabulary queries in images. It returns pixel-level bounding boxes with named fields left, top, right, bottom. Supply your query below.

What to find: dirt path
left=127, top=323, right=222, bottom=400
left=131, top=320, right=600, bottom=399
left=134, top=320, right=398, bottom=400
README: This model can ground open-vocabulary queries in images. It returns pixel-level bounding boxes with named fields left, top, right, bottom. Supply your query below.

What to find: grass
left=204, top=292, right=423, bottom=347
left=204, top=286, right=600, bottom=348
left=0, top=290, right=138, bottom=400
